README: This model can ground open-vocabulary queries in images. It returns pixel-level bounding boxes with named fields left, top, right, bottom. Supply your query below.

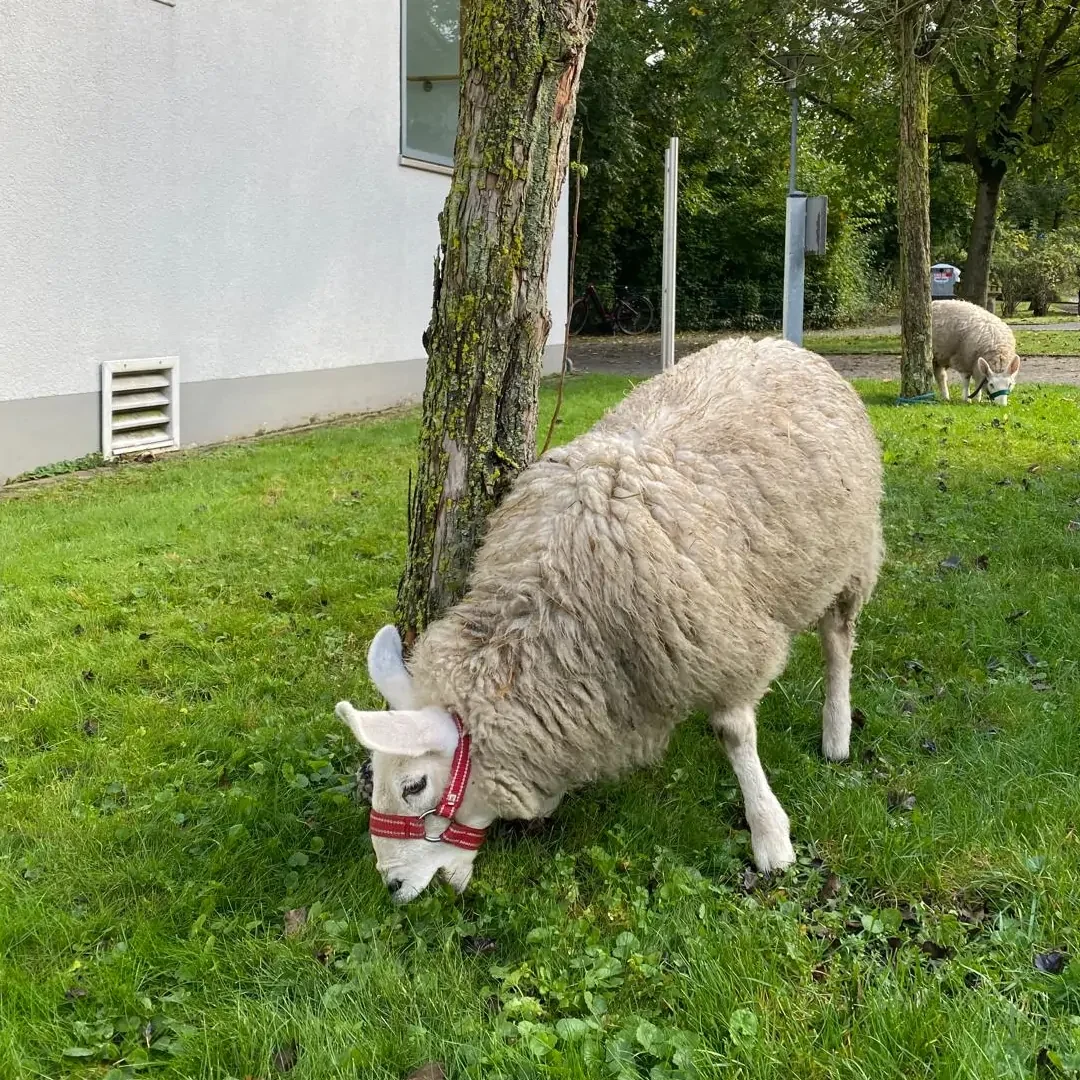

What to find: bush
left=993, top=226, right=1080, bottom=316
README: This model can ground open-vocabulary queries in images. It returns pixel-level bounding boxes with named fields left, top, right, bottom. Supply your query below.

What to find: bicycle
left=568, top=284, right=654, bottom=337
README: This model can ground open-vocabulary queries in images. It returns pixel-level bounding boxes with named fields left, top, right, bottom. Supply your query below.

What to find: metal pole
left=783, top=193, right=807, bottom=346
left=661, top=136, right=679, bottom=372
left=787, top=84, right=799, bottom=194
left=782, top=81, right=805, bottom=345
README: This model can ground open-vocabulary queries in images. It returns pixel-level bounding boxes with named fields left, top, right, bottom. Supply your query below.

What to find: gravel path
left=567, top=336, right=1080, bottom=387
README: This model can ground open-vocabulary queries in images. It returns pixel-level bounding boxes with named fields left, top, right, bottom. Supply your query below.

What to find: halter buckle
left=419, top=807, right=449, bottom=843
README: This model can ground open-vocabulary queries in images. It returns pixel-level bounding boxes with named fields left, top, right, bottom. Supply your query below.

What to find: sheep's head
left=335, top=625, right=489, bottom=904
left=976, top=355, right=1020, bottom=405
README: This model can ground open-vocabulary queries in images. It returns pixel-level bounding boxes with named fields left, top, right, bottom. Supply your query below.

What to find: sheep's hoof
left=751, top=826, right=795, bottom=874
left=822, top=743, right=850, bottom=764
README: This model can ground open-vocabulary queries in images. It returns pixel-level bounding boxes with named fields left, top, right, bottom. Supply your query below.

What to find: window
left=402, top=0, right=459, bottom=166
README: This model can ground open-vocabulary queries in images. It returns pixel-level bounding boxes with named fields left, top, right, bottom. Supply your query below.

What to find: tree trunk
left=396, top=0, right=597, bottom=645
left=961, top=160, right=1006, bottom=308
left=895, top=8, right=935, bottom=400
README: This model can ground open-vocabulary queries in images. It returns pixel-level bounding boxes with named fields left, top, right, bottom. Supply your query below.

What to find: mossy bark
left=896, top=6, right=936, bottom=399
left=396, top=0, right=597, bottom=644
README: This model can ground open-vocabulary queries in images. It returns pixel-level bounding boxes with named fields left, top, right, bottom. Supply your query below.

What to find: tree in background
left=572, top=0, right=894, bottom=332
left=933, top=0, right=1080, bottom=306
left=890, top=0, right=962, bottom=398
left=397, top=0, right=597, bottom=642
left=570, top=0, right=1079, bottom=355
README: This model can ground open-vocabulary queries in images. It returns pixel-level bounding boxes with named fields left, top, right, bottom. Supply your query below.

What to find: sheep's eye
left=401, top=776, right=428, bottom=799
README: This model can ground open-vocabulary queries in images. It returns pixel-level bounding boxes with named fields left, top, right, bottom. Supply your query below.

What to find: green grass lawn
left=3, top=377, right=1080, bottom=1080
left=806, top=329, right=1080, bottom=357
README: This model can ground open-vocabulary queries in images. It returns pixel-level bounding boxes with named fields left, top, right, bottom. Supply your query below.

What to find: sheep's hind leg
left=818, top=591, right=859, bottom=762
left=934, top=365, right=950, bottom=401
left=710, top=705, right=795, bottom=873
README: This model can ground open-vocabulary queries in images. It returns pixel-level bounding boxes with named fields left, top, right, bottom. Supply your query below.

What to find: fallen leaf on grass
left=1031, top=679, right=1052, bottom=692
left=1021, top=651, right=1041, bottom=667
left=741, top=867, right=759, bottom=893
left=887, top=791, right=917, bottom=812
left=81, top=718, right=99, bottom=738
left=920, top=739, right=937, bottom=754
left=283, top=908, right=307, bottom=939
left=851, top=708, right=866, bottom=729
left=939, top=554, right=962, bottom=571
left=1034, top=951, right=1068, bottom=975
left=818, top=873, right=841, bottom=902
left=1005, top=609, right=1029, bottom=622
left=272, top=1043, right=299, bottom=1073
left=64, top=986, right=88, bottom=1000
left=1068, top=521, right=1080, bottom=532
left=919, top=940, right=953, bottom=960
left=405, top=1065, right=446, bottom=1080
left=461, top=936, right=498, bottom=957
left=974, top=554, right=989, bottom=571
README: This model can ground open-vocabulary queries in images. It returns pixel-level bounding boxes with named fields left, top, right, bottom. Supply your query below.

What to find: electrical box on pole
left=805, top=195, right=828, bottom=255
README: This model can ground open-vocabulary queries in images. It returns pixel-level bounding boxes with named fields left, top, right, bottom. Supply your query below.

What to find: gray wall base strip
left=1, top=344, right=566, bottom=483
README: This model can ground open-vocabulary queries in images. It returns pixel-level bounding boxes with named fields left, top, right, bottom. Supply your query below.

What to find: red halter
left=367, top=713, right=486, bottom=851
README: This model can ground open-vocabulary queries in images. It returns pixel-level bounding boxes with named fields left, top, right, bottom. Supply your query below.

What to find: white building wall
left=0, top=0, right=568, bottom=479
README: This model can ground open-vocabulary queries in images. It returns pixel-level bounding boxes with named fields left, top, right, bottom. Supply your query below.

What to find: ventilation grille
left=101, top=357, right=180, bottom=458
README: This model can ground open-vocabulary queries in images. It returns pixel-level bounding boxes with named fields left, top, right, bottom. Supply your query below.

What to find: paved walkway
left=826, top=321, right=1080, bottom=335
left=567, top=335, right=1080, bottom=387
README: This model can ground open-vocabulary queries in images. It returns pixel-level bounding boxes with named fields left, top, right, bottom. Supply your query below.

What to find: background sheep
left=932, top=298, right=1021, bottom=405
left=337, top=337, right=884, bottom=904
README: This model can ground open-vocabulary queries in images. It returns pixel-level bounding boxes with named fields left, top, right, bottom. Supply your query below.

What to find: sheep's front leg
left=934, top=365, right=950, bottom=401
left=710, top=705, right=795, bottom=873
left=961, top=374, right=973, bottom=403
left=819, top=601, right=855, bottom=762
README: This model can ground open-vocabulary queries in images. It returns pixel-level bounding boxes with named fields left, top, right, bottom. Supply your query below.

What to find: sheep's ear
left=335, top=702, right=459, bottom=757
left=976, top=356, right=993, bottom=378
left=367, top=625, right=418, bottom=709
left=1005, top=354, right=1020, bottom=377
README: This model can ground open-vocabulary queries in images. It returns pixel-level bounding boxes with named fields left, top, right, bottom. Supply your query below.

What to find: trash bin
left=931, top=263, right=961, bottom=299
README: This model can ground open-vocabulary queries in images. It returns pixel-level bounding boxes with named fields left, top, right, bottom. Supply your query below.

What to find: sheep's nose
left=386, top=877, right=404, bottom=896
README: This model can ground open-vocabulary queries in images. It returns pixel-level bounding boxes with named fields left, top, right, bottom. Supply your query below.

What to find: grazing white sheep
left=336, top=337, right=884, bottom=904
left=932, top=299, right=1021, bottom=405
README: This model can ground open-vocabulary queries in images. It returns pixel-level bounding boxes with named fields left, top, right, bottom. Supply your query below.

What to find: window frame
left=399, top=0, right=460, bottom=170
